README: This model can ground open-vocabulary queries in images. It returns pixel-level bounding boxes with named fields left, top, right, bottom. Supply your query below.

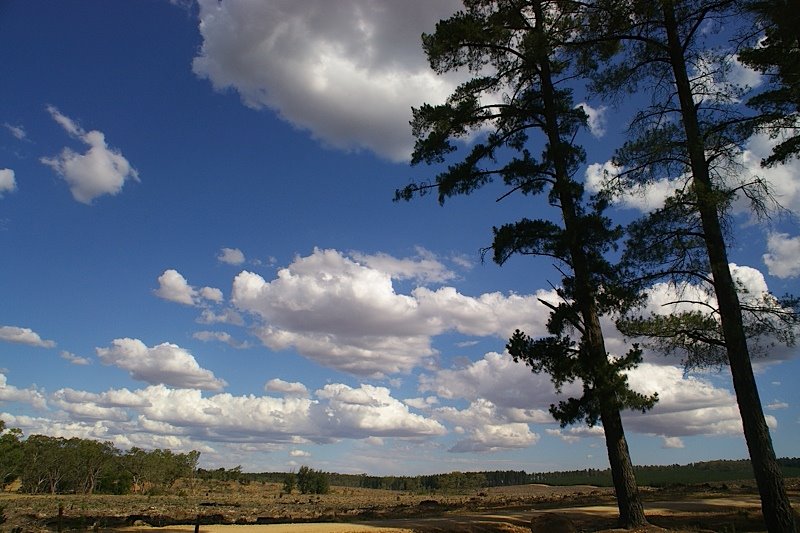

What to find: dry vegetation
left=1, top=478, right=798, bottom=532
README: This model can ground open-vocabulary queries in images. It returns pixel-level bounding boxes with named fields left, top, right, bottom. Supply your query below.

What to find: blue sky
left=1, top=0, right=799, bottom=476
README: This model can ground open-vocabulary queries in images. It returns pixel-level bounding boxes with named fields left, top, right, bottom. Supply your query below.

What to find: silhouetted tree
left=582, top=1, right=797, bottom=529
left=397, top=1, right=655, bottom=526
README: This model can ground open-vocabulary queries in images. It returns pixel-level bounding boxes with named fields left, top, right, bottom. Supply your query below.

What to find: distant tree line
left=0, top=420, right=199, bottom=494
left=195, top=460, right=800, bottom=493
left=4, top=419, right=798, bottom=495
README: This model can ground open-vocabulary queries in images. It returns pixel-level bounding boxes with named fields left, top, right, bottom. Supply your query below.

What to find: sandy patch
left=119, top=525, right=413, bottom=533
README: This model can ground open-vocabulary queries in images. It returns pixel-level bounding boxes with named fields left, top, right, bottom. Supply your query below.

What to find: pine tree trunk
left=602, top=407, right=647, bottom=528
left=661, top=2, right=797, bottom=530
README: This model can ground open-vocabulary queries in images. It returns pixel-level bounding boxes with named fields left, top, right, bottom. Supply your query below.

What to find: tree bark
left=661, top=2, right=797, bottom=531
left=602, top=407, right=647, bottom=528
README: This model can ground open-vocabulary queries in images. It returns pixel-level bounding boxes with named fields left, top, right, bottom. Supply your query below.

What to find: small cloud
left=41, top=106, right=139, bottom=204
left=155, top=269, right=196, bottom=305
left=449, top=253, right=474, bottom=270
left=199, top=286, right=224, bottom=303
left=218, top=247, right=246, bottom=265
left=192, top=330, right=249, bottom=349
left=766, top=400, right=789, bottom=410
left=456, top=340, right=479, bottom=348
left=662, top=436, right=685, bottom=449
left=155, top=269, right=222, bottom=307
left=265, top=378, right=309, bottom=397
left=289, top=449, right=310, bottom=458
left=197, top=308, right=245, bottom=326
left=546, top=426, right=605, bottom=444
left=546, top=428, right=579, bottom=444
left=0, top=169, right=17, bottom=197
left=576, top=102, right=608, bottom=138
left=4, top=123, right=27, bottom=140
left=0, top=325, right=56, bottom=348
left=364, top=436, right=384, bottom=446
left=60, top=350, right=91, bottom=365
left=404, top=396, right=438, bottom=410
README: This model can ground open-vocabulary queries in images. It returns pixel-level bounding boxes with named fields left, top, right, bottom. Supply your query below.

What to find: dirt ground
left=2, top=479, right=798, bottom=532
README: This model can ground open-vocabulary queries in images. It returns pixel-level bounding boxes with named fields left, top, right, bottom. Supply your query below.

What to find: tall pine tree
left=582, top=1, right=797, bottom=530
left=397, top=1, right=654, bottom=526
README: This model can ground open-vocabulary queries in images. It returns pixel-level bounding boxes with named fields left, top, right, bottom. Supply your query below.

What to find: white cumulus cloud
left=314, top=383, right=445, bottom=439
left=265, top=378, right=309, bottom=397
left=623, top=363, right=776, bottom=438
left=0, top=373, right=48, bottom=409
left=434, top=398, right=540, bottom=452
left=96, top=338, right=227, bottom=391
left=763, top=233, right=800, bottom=279
left=231, top=248, right=552, bottom=377
left=585, top=160, right=685, bottom=212
left=155, top=269, right=223, bottom=307
left=218, top=247, right=246, bottom=265
left=662, top=436, right=685, bottom=449
left=33, top=381, right=445, bottom=445
left=0, top=325, right=56, bottom=348
left=60, top=350, right=91, bottom=365
left=41, top=106, right=139, bottom=204
left=192, top=0, right=462, bottom=161
left=352, top=247, right=456, bottom=283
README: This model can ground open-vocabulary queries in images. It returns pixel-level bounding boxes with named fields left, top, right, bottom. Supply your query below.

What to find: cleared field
left=2, top=479, right=798, bottom=532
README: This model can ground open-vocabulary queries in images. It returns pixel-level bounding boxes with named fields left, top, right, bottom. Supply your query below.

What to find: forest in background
left=2, top=420, right=798, bottom=495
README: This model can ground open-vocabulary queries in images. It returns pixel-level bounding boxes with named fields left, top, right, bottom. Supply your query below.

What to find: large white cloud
left=192, top=0, right=462, bottom=161
left=96, top=338, right=227, bottom=391
left=231, top=248, right=552, bottom=377
left=41, top=106, right=139, bottom=204
left=0, top=325, right=56, bottom=348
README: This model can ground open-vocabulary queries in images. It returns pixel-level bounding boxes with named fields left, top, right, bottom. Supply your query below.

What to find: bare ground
left=2, top=479, right=798, bottom=532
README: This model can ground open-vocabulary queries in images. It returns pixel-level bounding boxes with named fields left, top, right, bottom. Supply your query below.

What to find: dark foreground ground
left=2, top=478, right=799, bottom=532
